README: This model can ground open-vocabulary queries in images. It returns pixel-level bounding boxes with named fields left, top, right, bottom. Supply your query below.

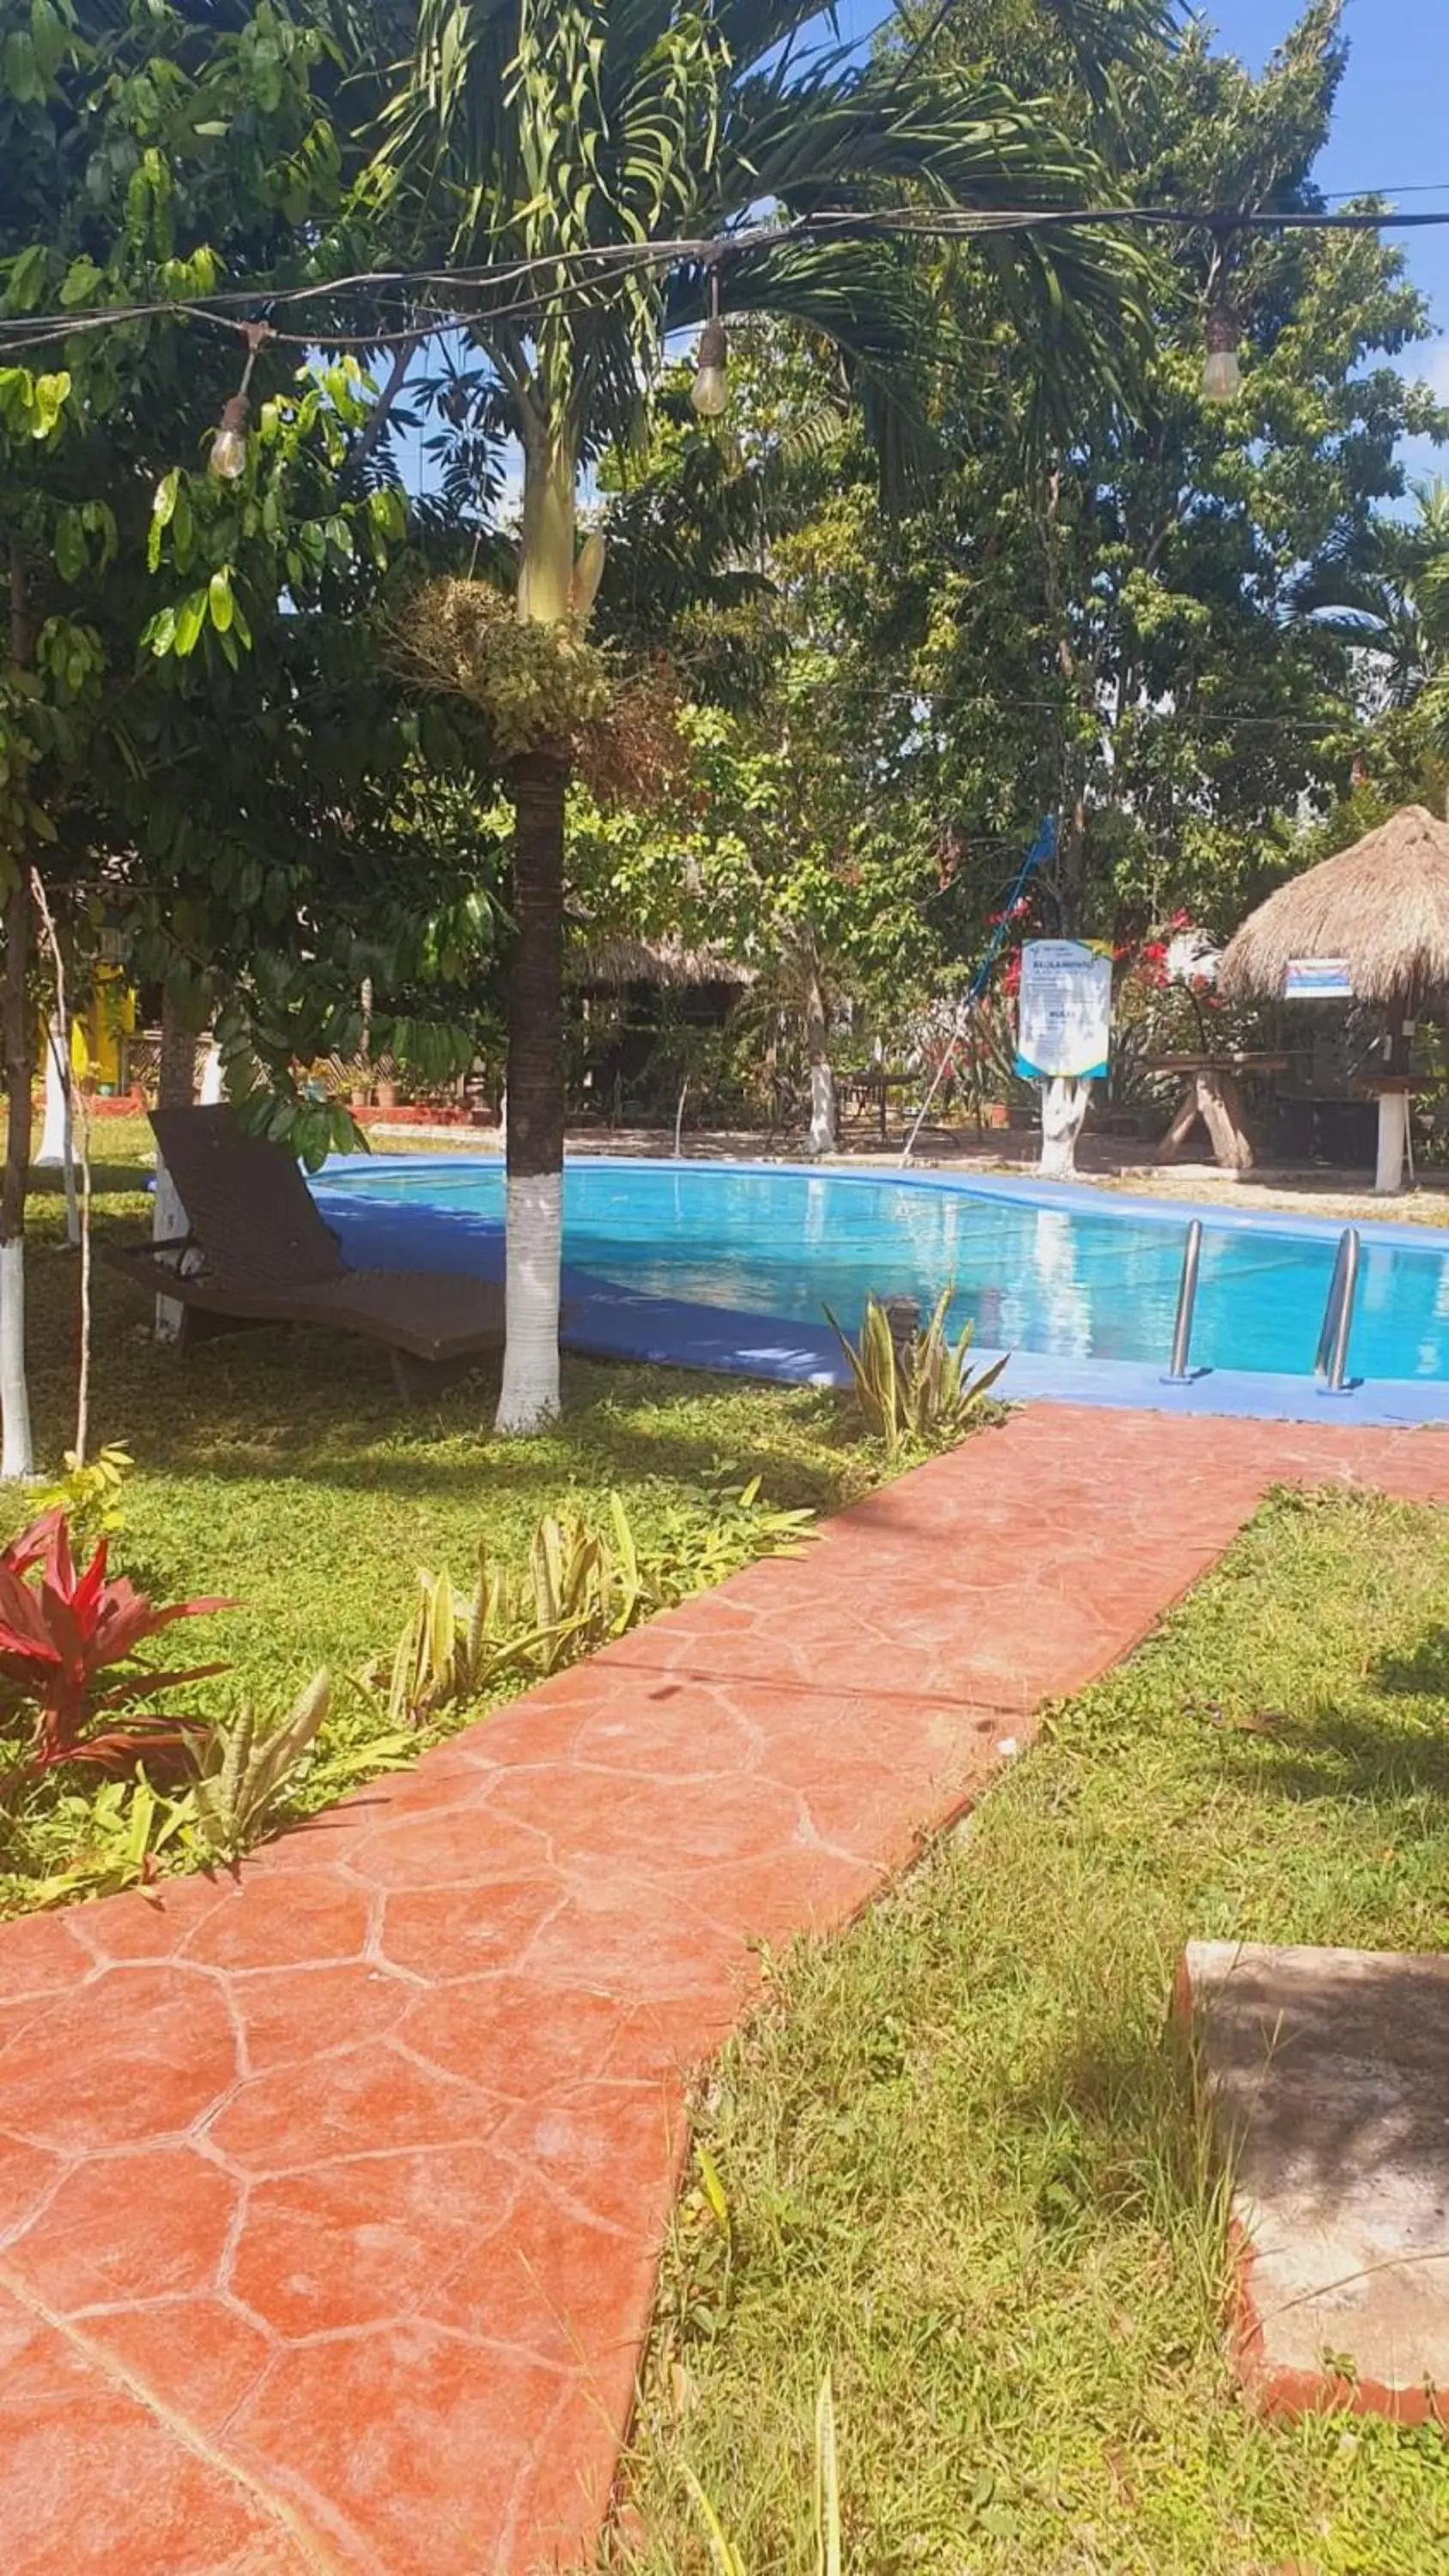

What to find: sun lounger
left=107, top=1106, right=507, bottom=1401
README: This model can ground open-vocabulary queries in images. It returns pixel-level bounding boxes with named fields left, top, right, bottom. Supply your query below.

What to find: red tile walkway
left=3, top=1406, right=1449, bottom=2574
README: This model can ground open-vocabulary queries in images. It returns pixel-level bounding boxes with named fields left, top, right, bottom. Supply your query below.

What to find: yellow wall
left=42, top=974, right=137, bottom=1092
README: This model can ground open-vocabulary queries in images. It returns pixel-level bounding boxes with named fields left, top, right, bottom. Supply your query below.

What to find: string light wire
left=3, top=197, right=1449, bottom=362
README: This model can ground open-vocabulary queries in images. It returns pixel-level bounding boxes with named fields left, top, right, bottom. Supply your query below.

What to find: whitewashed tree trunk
left=494, top=423, right=574, bottom=1436
left=0, top=1239, right=31, bottom=1482
left=807, top=1058, right=837, bottom=1156
left=36, top=1017, right=79, bottom=1246
left=803, top=958, right=836, bottom=1155
left=35, top=1018, right=68, bottom=1164
left=1040, top=1076, right=1093, bottom=1180
left=198, top=1038, right=224, bottom=1105
left=152, top=1155, right=188, bottom=1345
left=154, top=993, right=199, bottom=1343
left=495, top=1171, right=562, bottom=1433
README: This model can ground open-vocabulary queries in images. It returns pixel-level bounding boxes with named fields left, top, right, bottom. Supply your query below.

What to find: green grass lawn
left=614, top=1487, right=1449, bottom=2576
left=0, top=1123, right=877, bottom=1909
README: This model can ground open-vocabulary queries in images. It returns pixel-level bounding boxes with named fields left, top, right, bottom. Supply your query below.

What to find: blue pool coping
left=311, top=1151, right=1449, bottom=1430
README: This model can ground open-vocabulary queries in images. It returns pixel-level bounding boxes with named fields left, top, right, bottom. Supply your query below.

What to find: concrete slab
left=1184, top=1939, right=1449, bottom=2422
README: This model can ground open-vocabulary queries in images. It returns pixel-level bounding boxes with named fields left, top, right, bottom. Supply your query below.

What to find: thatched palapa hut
left=567, top=936, right=754, bottom=993
left=1219, top=804, right=1449, bottom=1192
left=567, top=935, right=755, bottom=1119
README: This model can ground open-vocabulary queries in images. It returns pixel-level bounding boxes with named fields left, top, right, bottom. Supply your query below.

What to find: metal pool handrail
left=1163, top=1219, right=1205, bottom=1383
left=1315, top=1226, right=1361, bottom=1394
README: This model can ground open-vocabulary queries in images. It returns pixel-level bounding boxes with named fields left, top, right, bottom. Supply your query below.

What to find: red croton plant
left=0, top=1510, right=231, bottom=1773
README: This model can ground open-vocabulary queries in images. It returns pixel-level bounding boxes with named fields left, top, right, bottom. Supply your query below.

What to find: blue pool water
left=315, top=1157, right=1449, bottom=1386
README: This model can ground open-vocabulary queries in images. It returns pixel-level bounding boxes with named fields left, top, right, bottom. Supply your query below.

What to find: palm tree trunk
left=2, top=554, right=33, bottom=1481
left=153, top=987, right=199, bottom=1344
left=495, top=750, right=567, bottom=1430
left=494, top=421, right=576, bottom=1435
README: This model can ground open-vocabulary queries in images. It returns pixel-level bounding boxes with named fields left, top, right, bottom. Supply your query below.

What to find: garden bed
left=1, top=1128, right=899, bottom=1918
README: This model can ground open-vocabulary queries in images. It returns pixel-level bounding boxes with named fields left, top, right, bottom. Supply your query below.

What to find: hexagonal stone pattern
left=0, top=1406, right=1444, bottom=2573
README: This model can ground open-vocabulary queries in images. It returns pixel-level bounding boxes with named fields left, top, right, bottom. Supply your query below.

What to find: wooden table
left=1149, top=1054, right=1288, bottom=1173
left=839, top=1071, right=915, bottom=1145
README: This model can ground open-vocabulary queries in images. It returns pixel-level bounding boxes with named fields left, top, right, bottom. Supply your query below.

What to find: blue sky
left=1195, top=0, right=1449, bottom=425
left=404, top=1, right=1449, bottom=497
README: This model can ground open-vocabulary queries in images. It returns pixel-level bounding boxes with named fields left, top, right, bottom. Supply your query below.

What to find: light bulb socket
left=696, top=314, right=727, bottom=375
left=1204, top=303, right=1240, bottom=357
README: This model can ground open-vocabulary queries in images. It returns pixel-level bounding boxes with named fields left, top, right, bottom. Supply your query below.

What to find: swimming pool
left=312, top=1154, right=1449, bottom=1424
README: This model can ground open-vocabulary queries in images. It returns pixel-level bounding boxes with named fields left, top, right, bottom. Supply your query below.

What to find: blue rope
left=898, top=815, right=1058, bottom=1165
left=965, top=812, right=1058, bottom=1011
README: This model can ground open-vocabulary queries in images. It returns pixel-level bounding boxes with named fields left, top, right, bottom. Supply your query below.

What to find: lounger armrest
left=104, top=1231, right=198, bottom=1273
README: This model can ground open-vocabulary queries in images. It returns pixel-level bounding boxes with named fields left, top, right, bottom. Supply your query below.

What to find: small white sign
left=1016, top=941, right=1113, bottom=1081
left=1283, top=957, right=1354, bottom=1000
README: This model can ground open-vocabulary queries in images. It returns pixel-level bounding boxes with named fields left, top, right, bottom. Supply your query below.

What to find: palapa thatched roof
left=1219, top=805, right=1449, bottom=1008
left=568, top=935, right=755, bottom=990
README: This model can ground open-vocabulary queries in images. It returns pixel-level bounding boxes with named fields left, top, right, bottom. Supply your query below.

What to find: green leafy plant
left=33, top=1443, right=133, bottom=1542
left=377, top=1481, right=822, bottom=1731
left=33, top=1768, right=194, bottom=1908
left=186, top=1671, right=330, bottom=1859
left=828, top=1291, right=1007, bottom=1463
left=658, top=1473, right=817, bottom=1595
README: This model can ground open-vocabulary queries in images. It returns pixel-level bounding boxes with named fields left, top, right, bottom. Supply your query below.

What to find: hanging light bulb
left=208, top=392, right=251, bottom=482
left=1202, top=298, right=1243, bottom=402
left=690, top=267, right=729, bottom=419
left=208, top=323, right=270, bottom=480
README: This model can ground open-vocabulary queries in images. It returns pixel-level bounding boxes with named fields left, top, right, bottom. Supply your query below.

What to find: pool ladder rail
left=1161, top=1219, right=1363, bottom=1395
left=1314, top=1225, right=1361, bottom=1396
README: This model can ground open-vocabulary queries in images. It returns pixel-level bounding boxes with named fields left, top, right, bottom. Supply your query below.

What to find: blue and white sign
left=1016, top=940, right=1113, bottom=1082
left=1283, top=957, right=1355, bottom=1001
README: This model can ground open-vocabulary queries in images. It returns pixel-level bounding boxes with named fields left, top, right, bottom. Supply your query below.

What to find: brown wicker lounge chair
left=108, top=1106, right=506, bottom=1401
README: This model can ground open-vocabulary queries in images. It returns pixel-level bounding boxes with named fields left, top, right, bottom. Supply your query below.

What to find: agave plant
left=386, top=1542, right=512, bottom=1726
left=828, top=1291, right=1008, bottom=1462
left=523, top=1492, right=646, bottom=1674
left=379, top=1494, right=656, bottom=1718
left=0, top=1510, right=230, bottom=1772
left=187, top=1672, right=330, bottom=1859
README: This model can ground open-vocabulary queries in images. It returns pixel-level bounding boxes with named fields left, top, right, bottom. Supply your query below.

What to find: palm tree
left=1300, top=482, right=1449, bottom=719
left=379, top=0, right=1161, bottom=1429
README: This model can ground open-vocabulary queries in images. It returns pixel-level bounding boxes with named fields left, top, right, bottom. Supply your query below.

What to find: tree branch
left=340, top=342, right=415, bottom=489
